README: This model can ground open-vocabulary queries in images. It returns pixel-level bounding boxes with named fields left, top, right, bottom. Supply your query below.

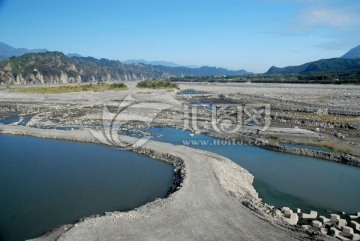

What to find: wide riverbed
left=0, top=134, right=173, bottom=241
left=139, top=128, right=360, bottom=215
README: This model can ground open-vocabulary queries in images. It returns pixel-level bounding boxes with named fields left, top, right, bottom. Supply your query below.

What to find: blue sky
left=0, top=0, right=359, bottom=73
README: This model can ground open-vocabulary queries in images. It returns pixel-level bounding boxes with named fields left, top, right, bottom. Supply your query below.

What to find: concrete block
left=331, top=214, right=340, bottom=222
left=283, top=213, right=299, bottom=226
left=330, top=227, right=340, bottom=236
left=282, top=207, right=293, bottom=218
left=343, top=226, right=354, bottom=235
left=329, top=227, right=351, bottom=240
left=312, top=220, right=323, bottom=228
left=351, top=233, right=360, bottom=241
left=295, top=208, right=301, bottom=214
left=350, top=212, right=360, bottom=220
left=350, top=221, right=360, bottom=231
left=319, top=215, right=330, bottom=223
left=302, top=211, right=318, bottom=220
left=336, top=219, right=348, bottom=229
left=282, top=207, right=291, bottom=213
left=274, top=209, right=283, bottom=218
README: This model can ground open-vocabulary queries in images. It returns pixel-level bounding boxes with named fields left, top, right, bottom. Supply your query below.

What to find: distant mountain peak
left=67, top=53, right=83, bottom=58
left=342, top=45, right=360, bottom=59
left=266, top=58, right=360, bottom=75
left=0, top=42, right=82, bottom=60
left=0, top=42, right=47, bottom=60
left=123, top=59, right=182, bottom=67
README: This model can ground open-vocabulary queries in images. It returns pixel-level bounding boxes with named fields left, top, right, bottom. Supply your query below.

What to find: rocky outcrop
left=0, top=52, right=165, bottom=85
left=0, top=51, right=250, bottom=85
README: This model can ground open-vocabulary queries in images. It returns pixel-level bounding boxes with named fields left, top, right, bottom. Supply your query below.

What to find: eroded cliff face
left=0, top=52, right=168, bottom=85
left=0, top=65, right=152, bottom=85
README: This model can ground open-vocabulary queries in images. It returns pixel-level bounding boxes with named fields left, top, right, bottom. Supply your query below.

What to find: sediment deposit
left=1, top=82, right=359, bottom=240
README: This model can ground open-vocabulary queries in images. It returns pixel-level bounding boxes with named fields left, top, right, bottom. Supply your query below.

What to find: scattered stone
left=302, top=225, right=311, bottom=230
left=320, top=227, right=328, bottom=235
left=334, top=132, right=345, bottom=139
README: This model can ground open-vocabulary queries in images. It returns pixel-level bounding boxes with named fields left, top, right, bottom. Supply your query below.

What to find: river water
left=142, top=127, right=360, bottom=215
left=1, top=129, right=359, bottom=241
left=0, top=134, right=173, bottom=241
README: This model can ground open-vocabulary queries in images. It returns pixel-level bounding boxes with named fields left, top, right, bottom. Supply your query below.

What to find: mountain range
left=0, top=42, right=48, bottom=60
left=0, top=51, right=250, bottom=85
left=342, top=45, right=360, bottom=59
left=0, top=42, right=221, bottom=70
left=0, top=42, right=250, bottom=85
left=266, top=44, right=360, bottom=75
left=266, top=58, right=360, bottom=75
left=123, top=59, right=181, bottom=68
left=1, top=42, right=359, bottom=85
left=0, top=42, right=85, bottom=60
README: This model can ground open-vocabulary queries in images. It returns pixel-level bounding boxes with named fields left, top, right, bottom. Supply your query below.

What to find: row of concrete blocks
left=278, top=207, right=360, bottom=240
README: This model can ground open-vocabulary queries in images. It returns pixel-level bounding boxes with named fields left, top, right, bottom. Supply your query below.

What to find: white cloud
left=299, top=8, right=359, bottom=29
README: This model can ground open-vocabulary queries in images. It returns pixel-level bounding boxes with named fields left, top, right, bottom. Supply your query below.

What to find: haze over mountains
left=123, top=59, right=200, bottom=68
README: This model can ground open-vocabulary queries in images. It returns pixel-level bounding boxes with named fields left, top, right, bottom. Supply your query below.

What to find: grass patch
left=321, top=144, right=349, bottom=154
left=136, top=80, right=179, bottom=89
left=11, top=83, right=128, bottom=94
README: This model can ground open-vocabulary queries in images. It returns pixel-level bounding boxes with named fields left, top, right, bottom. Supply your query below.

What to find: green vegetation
left=266, top=58, right=360, bottom=75
left=136, top=80, right=179, bottom=89
left=0, top=52, right=250, bottom=86
left=1, top=52, right=359, bottom=85
left=171, top=72, right=360, bottom=84
left=108, top=83, right=127, bottom=89
left=12, top=83, right=127, bottom=94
